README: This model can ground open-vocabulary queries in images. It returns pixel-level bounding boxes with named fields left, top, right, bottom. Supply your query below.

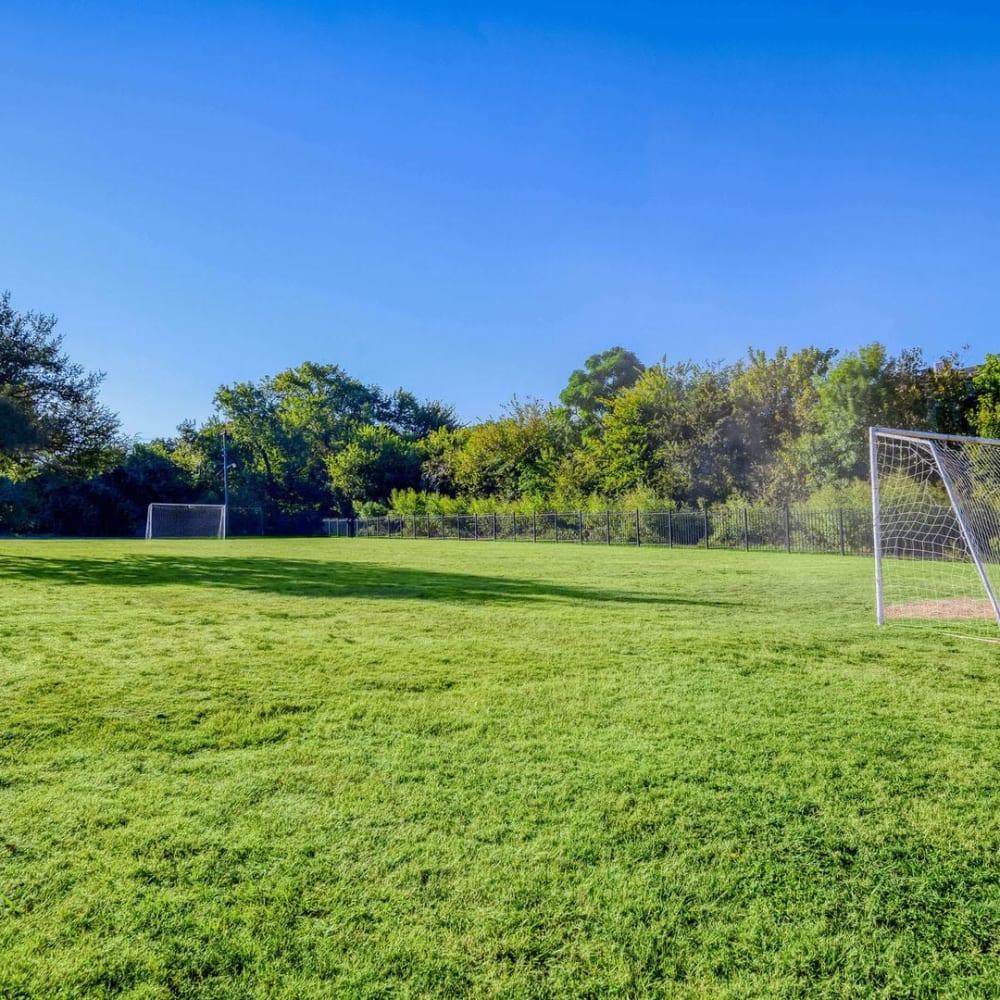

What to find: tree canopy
left=1, top=289, right=994, bottom=535
left=0, top=291, right=122, bottom=479
left=559, top=346, right=645, bottom=432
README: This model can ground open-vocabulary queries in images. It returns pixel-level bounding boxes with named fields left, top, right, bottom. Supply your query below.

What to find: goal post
left=146, top=503, right=227, bottom=540
left=870, top=427, right=1000, bottom=625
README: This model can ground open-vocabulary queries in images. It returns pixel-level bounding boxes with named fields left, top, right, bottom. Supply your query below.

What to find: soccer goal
left=870, top=427, right=1000, bottom=625
left=146, top=503, right=226, bottom=540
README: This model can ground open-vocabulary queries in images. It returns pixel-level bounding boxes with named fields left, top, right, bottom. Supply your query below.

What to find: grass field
left=2, top=538, right=999, bottom=998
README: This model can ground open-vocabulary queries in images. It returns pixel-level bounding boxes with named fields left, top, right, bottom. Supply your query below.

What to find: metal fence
left=322, top=507, right=874, bottom=556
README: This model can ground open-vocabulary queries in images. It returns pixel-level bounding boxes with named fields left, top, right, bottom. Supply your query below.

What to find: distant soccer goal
left=870, top=427, right=1000, bottom=625
left=146, top=503, right=226, bottom=540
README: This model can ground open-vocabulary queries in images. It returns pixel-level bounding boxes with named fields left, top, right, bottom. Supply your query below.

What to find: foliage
left=382, top=388, right=458, bottom=438
left=449, top=398, right=565, bottom=502
left=326, top=424, right=422, bottom=505
left=559, top=345, right=645, bottom=433
left=593, top=361, right=734, bottom=505
left=799, top=477, right=876, bottom=512
left=2, top=289, right=997, bottom=533
left=0, top=291, right=123, bottom=478
left=389, top=488, right=473, bottom=515
left=927, top=354, right=977, bottom=435
left=793, top=344, right=945, bottom=489
left=973, top=354, right=1000, bottom=439
left=727, top=346, right=835, bottom=503
left=416, top=425, right=468, bottom=496
left=214, top=362, right=378, bottom=513
left=212, top=362, right=449, bottom=519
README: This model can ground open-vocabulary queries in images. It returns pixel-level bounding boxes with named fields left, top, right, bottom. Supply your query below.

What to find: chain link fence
left=323, top=508, right=874, bottom=556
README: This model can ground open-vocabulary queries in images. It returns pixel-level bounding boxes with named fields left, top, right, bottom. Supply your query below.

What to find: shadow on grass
left=0, top=552, right=732, bottom=608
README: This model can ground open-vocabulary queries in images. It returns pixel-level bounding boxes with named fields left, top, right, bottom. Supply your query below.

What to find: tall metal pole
left=222, top=427, right=229, bottom=540
left=870, top=427, right=885, bottom=624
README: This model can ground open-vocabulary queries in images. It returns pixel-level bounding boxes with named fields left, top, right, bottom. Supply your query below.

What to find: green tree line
left=3, top=291, right=1000, bottom=535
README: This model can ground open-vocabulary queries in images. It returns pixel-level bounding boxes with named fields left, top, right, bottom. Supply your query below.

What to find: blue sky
left=3, top=2, right=999, bottom=440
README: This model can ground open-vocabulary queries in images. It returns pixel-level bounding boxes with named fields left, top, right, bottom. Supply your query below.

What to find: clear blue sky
left=3, top=2, right=999, bottom=440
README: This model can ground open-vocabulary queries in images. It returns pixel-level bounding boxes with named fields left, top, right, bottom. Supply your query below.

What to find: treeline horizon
left=3, top=290, right=1000, bottom=536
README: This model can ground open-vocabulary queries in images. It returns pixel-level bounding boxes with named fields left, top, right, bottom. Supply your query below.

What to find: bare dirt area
left=886, top=598, right=996, bottom=620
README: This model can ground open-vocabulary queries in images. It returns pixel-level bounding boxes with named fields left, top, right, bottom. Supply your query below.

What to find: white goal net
left=870, top=427, right=1000, bottom=625
left=146, top=503, right=226, bottom=540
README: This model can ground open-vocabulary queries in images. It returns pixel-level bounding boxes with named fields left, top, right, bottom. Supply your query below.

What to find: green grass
left=1, top=538, right=999, bottom=998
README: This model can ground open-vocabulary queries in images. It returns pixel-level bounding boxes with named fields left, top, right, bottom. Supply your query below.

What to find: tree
left=594, top=361, right=734, bottom=505
left=383, top=389, right=458, bottom=438
left=326, top=425, right=422, bottom=504
left=925, top=355, right=976, bottom=436
left=450, top=399, right=566, bottom=503
left=559, top=347, right=645, bottom=433
left=793, top=344, right=934, bottom=488
left=418, top=426, right=468, bottom=495
left=0, top=291, right=122, bottom=477
left=213, top=361, right=457, bottom=514
left=0, top=391, right=40, bottom=454
left=728, top=346, right=835, bottom=502
left=214, top=362, right=383, bottom=512
left=972, top=354, right=1000, bottom=439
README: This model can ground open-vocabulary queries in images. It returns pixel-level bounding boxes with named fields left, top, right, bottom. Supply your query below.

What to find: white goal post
left=146, top=503, right=227, bottom=540
left=870, top=427, right=1000, bottom=625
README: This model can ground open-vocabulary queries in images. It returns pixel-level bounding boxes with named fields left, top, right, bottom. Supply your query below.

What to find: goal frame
left=870, top=426, right=1000, bottom=626
left=145, top=503, right=227, bottom=540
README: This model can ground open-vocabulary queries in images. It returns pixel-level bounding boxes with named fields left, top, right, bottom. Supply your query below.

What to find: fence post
left=532, top=512, right=537, bottom=543
left=635, top=509, right=641, bottom=546
left=555, top=515, right=560, bottom=544
left=704, top=508, right=710, bottom=549
left=667, top=510, right=672, bottom=547
left=838, top=508, right=845, bottom=556
left=474, top=513, right=478, bottom=541
left=493, top=513, right=498, bottom=541
left=784, top=506, right=791, bottom=553
left=606, top=509, right=611, bottom=545
left=579, top=511, right=584, bottom=543
left=743, top=508, right=750, bottom=551
left=512, top=512, right=517, bottom=542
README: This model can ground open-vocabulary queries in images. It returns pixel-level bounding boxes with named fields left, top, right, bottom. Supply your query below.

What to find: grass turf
left=1, top=537, right=999, bottom=998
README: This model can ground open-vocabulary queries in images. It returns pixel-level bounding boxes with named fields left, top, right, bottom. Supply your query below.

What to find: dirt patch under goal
left=886, top=598, right=997, bottom=620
